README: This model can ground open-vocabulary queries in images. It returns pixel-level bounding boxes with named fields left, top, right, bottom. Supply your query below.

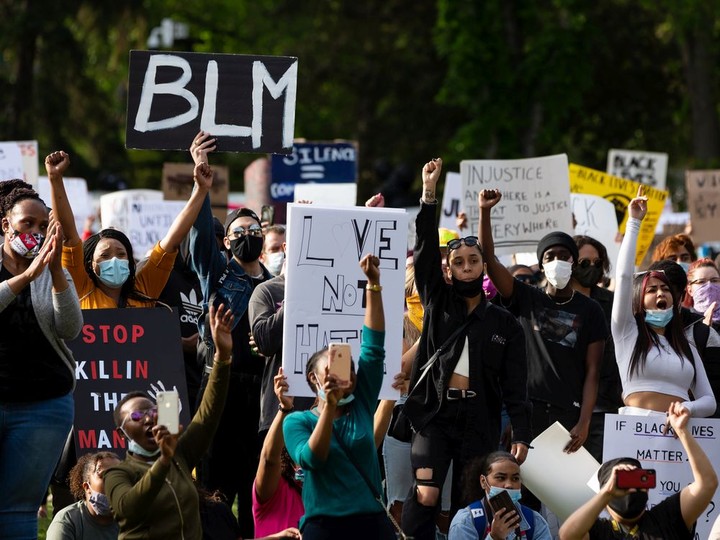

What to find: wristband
left=278, top=403, right=294, bottom=414
left=366, top=283, right=383, bottom=292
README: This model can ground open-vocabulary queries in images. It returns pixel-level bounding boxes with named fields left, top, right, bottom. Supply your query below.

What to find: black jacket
left=403, top=202, right=532, bottom=452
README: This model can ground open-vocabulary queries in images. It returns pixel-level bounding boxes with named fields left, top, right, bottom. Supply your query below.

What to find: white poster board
left=460, top=154, right=573, bottom=255
left=100, top=190, right=164, bottom=234
left=0, top=142, right=25, bottom=182
left=571, top=193, right=620, bottom=275
left=603, top=414, right=720, bottom=540
left=16, top=140, right=39, bottom=187
left=127, top=200, right=187, bottom=257
left=283, top=204, right=408, bottom=400
left=439, top=171, right=462, bottom=231
left=293, top=182, right=357, bottom=206
left=607, top=149, right=668, bottom=190
left=38, top=176, right=92, bottom=236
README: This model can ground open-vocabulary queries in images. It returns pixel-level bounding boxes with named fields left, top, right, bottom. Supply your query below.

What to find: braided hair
left=0, top=179, right=46, bottom=221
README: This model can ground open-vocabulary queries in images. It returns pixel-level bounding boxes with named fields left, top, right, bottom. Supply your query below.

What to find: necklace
left=546, top=289, right=575, bottom=306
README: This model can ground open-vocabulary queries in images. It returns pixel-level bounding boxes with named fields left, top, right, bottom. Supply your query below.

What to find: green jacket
left=105, top=361, right=230, bottom=540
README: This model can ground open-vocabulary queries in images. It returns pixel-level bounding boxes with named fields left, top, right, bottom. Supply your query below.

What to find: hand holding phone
left=328, top=343, right=352, bottom=382
left=156, top=390, right=180, bottom=435
left=616, top=468, right=656, bottom=490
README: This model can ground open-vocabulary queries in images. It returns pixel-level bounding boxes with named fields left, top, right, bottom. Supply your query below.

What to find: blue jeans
left=0, top=393, right=74, bottom=539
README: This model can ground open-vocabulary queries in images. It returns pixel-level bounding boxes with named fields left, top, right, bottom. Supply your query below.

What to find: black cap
left=224, top=208, right=261, bottom=235
left=536, top=231, right=579, bottom=269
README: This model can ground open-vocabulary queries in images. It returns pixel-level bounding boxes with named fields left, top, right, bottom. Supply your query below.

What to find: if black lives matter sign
left=68, top=308, right=190, bottom=456
left=126, top=50, right=298, bottom=154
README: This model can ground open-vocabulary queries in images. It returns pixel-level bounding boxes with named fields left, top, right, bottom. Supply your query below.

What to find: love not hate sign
left=126, top=50, right=298, bottom=154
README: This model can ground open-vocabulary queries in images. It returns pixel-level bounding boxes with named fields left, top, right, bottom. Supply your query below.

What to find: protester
left=283, top=253, right=397, bottom=539
left=449, top=451, right=551, bottom=540
left=105, top=304, right=233, bottom=539
left=0, top=179, right=83, bottom=539
left=46, top=149, right=213, bottom=309
left=252, top=367, right=304, bottom=537
left=651, top=233, right=697, bottom=272
left=507, top=264, right=541, bottom=287
left=479, top=188, right=607, bottom=458
left=260, top=225, right=286, bottom=277
left=189, top=132, right=273, bottom=537
left=612, top=188, right=715, bottom=417
left=46, top=451, right=121, bottom=540
left=571, top=235, right=622, bottom=462
left=559, top=402, right=718, bottom=539
left=401, top=159, right=532, bottom=540
left=685, top=258, right=720, bottom=330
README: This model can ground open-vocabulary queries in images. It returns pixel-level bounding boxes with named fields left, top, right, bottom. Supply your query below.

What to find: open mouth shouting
left=656, top=298, right=668, bottom=310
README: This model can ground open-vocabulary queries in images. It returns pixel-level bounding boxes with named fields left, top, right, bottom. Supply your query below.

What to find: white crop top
left=453, top=337, right=470, bottom=377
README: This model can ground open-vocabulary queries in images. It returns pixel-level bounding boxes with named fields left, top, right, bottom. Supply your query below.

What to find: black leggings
left=302, top=513, right=396, bottom=540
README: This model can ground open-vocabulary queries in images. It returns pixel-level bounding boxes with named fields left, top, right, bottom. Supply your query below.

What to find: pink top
left=252, top=477, right=304, bottom=536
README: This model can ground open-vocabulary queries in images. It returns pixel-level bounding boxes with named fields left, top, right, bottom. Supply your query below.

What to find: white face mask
left=543, top=259, right=573, bottom=289
left=265, top=251, right=285, bottom=276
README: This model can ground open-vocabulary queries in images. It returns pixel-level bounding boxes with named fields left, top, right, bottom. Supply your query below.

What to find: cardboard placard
left=439, top=171, right=462, bottom=232
left=162, top=162, right=229, bottom=222
left=127, top=200, right=187, bottom=258
left=38, top=176, right=92, bottom=236
left=685, top=170, right=720, bottom=244
left=607, top=149, right=668, bottom=190
left=283, top=204, right=408, bottom=400
left=0, top=142, right=25, bottom=182
left=292, top=182, right=357, bottom=206
left=571, top=193, right=621, bottom=274
left=126, top=50, right=297, bottom=154
left=569, top=164, right=668, bottom=265
left=460, top=154, right=573, bottom=254
left=100, top=189, right=164, bottom=236
left=69, top=309, right=189, bottom=456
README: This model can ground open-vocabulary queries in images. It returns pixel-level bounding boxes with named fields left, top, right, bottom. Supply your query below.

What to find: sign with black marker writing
left=126, top=50, right=298, bottom=154
left=68, top=309, right=190, bottom=456
left=283, top=204, right=408, bottom=399
left=607, top=149, right=668, bottom=190
left=460, top=154, right=573, bottom=254
left=603, top=414, right=720, bottom=540
left=685, top=170, right=720, bottom=244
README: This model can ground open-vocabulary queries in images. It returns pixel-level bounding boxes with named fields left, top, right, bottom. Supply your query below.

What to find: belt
left=446, top=388, right=476, bottom=400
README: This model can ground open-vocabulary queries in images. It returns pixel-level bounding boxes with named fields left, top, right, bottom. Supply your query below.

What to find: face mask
left=608, top=490, right=648, bottom=519
left=573, top=265, right=603, bottom=288
left=88, top=488, right=112, bottom=516
left=678, top=262, right=691, bottom=274
left=265, top=251, right=285, bottom=276
left=230, top=235, right=264, bottom=263
left=483, top=274, right=497, bottom=300
left=9, top=230, right=44, bottom=259
left=127, top=437, right=161, bottom=458
left=543, top=259, right=573, bottom=289
left=487, top=485, right=522, bottom=504
left=693, top=282, right=720, bottom=323
left=317, top=388, right=356, bottom=407
left=452, top=274, right=485, bottom=298
left=644, top=307, right=674, bottom=328
left=294, top=467, right=305, bottom=484
left=96, top=258, right=130, bottom=288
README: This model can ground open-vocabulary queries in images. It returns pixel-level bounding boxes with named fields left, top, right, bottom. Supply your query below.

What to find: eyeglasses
left=447, top=236, right=479, bottom=250
left=126, top=407, right=157, bottom=423
left=515, top=274, right=538, bottom=285
left=689, top=277, right=720, bottom=286
left=578, top=258, right=604, bottom=269
left=228, top=225, right=263, bottom=238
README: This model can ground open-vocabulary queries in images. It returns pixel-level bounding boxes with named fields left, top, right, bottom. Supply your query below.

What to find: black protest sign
left=68, top=308, right=190, bottom=456
left=126, top=50, right=298, bottom=154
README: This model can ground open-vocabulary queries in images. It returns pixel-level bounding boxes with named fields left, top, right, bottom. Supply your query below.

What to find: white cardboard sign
left=607, top=149, right=668, bottom=190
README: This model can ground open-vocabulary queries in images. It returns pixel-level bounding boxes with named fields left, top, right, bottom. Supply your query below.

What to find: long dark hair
left=83, top=229, right=157, bottom=307
left=628, top=270, right=694, bottom=380
left=461, top=451, right=519, bottom=507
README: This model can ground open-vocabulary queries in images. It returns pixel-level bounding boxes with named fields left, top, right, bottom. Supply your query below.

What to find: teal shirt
left=283, top=326, right=385, bottom=527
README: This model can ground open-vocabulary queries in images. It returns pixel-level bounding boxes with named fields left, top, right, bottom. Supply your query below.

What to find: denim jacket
left=189, top=194, right=257, bottom=344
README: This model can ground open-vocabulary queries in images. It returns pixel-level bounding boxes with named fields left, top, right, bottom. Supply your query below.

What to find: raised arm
left=478, top=189, right=516, bottom=298
left=362, top=253, right=384, bottom=332
left=45, top=151, right=81, bottom=247
left=159, top=161, right=213, bottom=254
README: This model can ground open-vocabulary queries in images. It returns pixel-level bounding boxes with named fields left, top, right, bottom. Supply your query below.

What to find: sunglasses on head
left=126, top=407, right=157, bottom=422
left=578, top=258, right=604, bottom=269
left=447, top=236, right=479, bottom=250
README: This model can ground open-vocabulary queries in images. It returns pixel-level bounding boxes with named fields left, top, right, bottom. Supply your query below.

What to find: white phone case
left=156, top=390, right=180, bottom=434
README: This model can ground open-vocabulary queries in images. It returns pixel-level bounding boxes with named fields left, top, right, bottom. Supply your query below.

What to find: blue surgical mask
left=488, top=485, right=522, bottom=504
left=645, top=307, right=674, bottom=328
left=96, top=257, right=130, bottom=288
left=317, top=388, right=356, bottom=407
left=88, top=488, right=112, bottom=516
left=678, top=262, right=691, bottom=274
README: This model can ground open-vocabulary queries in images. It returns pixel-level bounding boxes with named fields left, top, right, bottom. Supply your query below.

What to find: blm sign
left=126, top=50, right=298, bottom=154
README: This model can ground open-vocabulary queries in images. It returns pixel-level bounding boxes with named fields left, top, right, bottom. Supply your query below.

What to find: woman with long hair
left=612, top=187, right=715, bottom=417
left=684, top=258, right=720, bottom=330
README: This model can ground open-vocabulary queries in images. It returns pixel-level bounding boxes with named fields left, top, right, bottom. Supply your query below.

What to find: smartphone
left=327, top=343, right=352, bottom=381
left=156, top=390, right=180, bottom=435
left=616, top=468, right=656, bottom=490
left=261, top=204, right=275, bottom=225
left=489, top=490, right=529, bottom=532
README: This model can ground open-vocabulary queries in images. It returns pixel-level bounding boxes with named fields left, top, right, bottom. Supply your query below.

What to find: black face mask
left=573, top=265, right=604, bottom=288
left=608, top=491, right=648, bottom=519
left=451, top=274, right=485, bottom=298
left=230, top=235, right=263, bottom=263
